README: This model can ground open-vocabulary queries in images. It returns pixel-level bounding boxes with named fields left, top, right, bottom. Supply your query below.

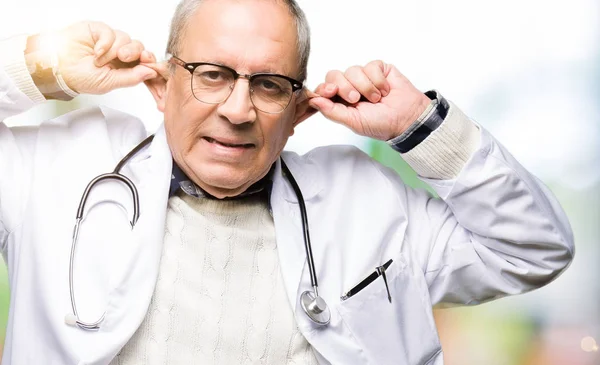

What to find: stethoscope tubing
left=67, top=135, right=329, bottom=330
left=67, top=136, right=154, bottom=330
left=280, top=160, right=319, bottom=292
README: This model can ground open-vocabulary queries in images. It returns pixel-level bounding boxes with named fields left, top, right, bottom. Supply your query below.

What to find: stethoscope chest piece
left=300, top=290, right=331, bottom=326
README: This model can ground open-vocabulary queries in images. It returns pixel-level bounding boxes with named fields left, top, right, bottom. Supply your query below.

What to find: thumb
left=309, top=97, right=354, bottom=125
left=142, top=60, right=170, bottom=81
left=106, top=64, right=157, bottom=89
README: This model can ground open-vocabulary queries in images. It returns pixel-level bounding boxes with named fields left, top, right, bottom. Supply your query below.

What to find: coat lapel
left=84, top=125, right=173, bottom=364
left=270, top=152, right=323, bottom=313
left=83, top=142, right=321, bottom=363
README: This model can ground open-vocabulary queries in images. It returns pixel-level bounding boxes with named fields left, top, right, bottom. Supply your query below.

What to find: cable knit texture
left=110, top=193, right=317, bottom=365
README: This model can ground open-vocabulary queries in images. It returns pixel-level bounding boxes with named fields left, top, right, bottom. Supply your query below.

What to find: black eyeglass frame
left=169, top=55, right=304, bottom=113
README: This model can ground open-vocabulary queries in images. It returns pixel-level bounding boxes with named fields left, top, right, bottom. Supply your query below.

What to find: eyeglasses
left=169, top=55, right=304, bottom=114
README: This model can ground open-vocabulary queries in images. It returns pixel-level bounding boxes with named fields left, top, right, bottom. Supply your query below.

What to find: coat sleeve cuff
left=0, top=35, right=46, bottom=104
left=400, top=101, right=481, bottom=180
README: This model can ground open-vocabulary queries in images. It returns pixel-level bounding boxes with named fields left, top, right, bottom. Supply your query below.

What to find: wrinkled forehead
left=179, top=0, right=300, bottom=76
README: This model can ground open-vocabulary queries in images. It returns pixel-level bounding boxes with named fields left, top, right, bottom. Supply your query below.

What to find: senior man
left=0, top=0, right=573, bottom=364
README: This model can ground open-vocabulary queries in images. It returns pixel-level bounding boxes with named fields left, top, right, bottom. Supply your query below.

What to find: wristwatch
left=24, top=33, right=78, bottom=101
left=387, top=90, right=450, bottom=153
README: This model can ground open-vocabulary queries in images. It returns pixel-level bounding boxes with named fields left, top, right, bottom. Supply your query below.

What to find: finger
left=117, top=40, right=144, bottom=63
left=95, top=30, right=131, bottom=67
left=304, top=88, right=320, bottom=99
left=325, top=69, right=361, bottom=104
left=364, top=60, right=390, bottom=97
left=88, top=22, right=116, bottom=58
left=141, top=60, right=169, bottom=80
left=309, top=96, right=355, bottom=125
left=298, top=88, right=318, bottom=104
left=140, top=50, right=157, bottom=64
left=344, top=66, right=381, bottom=103
left=312, top=83, right=338, bottom=99
left=104, top=64, right=158, bottom=90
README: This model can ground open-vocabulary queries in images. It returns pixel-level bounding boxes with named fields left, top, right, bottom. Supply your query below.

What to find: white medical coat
left=0, top=64, right=574, bottom=364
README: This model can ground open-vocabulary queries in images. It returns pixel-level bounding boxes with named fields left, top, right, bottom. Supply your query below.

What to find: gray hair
left=166, top=0, right=311, bottom=82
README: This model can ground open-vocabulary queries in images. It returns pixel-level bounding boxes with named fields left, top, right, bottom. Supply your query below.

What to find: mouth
left=203, top=137, right=255, bottom=149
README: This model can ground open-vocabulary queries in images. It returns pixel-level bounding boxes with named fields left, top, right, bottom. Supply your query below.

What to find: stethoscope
left=65, top=135, right=331, bottom=331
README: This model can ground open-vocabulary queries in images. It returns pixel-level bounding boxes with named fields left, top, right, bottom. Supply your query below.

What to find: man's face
left=161, top=0, right=306, bottom=198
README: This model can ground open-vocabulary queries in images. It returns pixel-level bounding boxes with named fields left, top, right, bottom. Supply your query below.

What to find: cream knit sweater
left=110, top=193, right=318, bottom=365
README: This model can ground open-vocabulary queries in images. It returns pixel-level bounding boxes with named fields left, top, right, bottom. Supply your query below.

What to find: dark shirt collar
left=169, top=161, right=274, bottom=200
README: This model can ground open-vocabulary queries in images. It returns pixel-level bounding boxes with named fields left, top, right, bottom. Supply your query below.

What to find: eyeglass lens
left=190, top=64, right=294, bottom=113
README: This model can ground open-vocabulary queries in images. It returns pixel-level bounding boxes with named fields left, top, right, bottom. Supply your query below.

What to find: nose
left=217, top=78, right=257, bottom=125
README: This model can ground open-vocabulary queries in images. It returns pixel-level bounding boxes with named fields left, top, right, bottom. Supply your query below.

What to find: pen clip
left=377, top=265, right=392, bottom=304
left=340, top=259, right=394, bottom=302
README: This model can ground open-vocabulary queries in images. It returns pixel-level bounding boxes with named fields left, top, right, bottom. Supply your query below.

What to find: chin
left=207, top=174, right=250, bottom=191
left=203, top=180, right=254, bottom=199
left=194, top=164, right=255, bottom=193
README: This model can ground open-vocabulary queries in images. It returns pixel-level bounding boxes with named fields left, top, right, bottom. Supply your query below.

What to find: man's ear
left=144, top=62, right=170, bottom=112
left=290, top=91, right=319, bottom=135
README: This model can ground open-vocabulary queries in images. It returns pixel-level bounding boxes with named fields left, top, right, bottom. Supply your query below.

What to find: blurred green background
left=0, top=266, right=6, bottom=352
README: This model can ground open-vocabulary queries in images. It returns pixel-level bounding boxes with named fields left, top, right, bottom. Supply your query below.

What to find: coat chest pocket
left=337, top=254, right=442, bottom=365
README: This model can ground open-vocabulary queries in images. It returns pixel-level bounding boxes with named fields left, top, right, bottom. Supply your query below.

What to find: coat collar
left=276, top=150, right=324, bottom=203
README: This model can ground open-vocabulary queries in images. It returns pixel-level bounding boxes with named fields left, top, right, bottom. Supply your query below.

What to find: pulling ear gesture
left=309, top=60, right=431, bottom=141
left=139, top=52, right=171, bottom=111
left=45, top=21, right=159, bottom=95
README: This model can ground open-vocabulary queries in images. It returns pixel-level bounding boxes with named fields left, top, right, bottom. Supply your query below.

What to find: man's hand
left=309, top=60, right=431, bottom=141
left=47, top=21, right=159, bottom=94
